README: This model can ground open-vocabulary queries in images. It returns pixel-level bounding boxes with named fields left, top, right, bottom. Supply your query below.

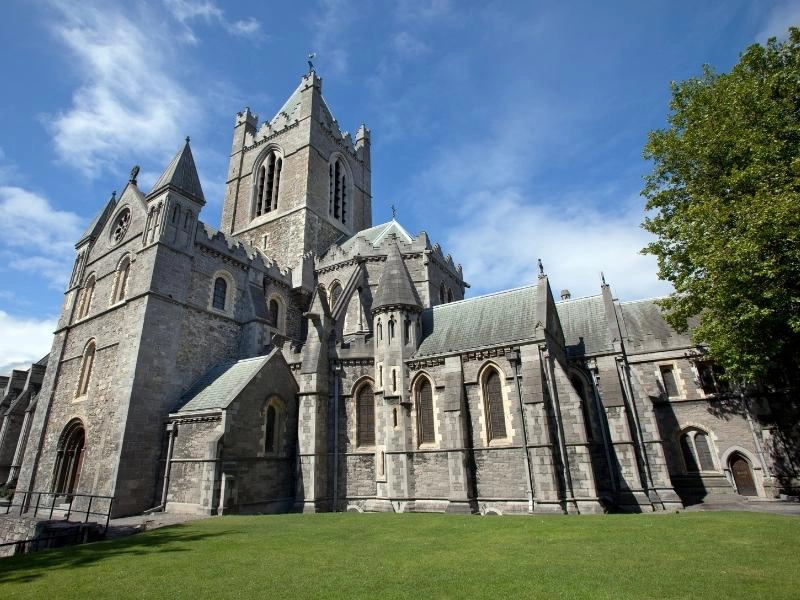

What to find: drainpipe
left=588, top=361, right=618, bottom=493
left=539, top=345, right=575, bottom=511
left=331, top=365, right=341, bottom=512
left=506, top=350, right=534, bottom=513
left=159, top=422, right=178, bottom=509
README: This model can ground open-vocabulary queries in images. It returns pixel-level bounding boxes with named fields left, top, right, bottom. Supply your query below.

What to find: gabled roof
left=372, top=241, right=421, bottom=311
left=173, top=353, right=273, bottom=413
left=76, top=192, right=118, bottom=247
left=339, top=219, right=414, bottom=252
left=149, top=139, right=205, bottom=205
left=556, top=295, right=614, bottom=357
left=415, top=285, right=540, bottom=358
left=619, top=298, right=694, bottom=352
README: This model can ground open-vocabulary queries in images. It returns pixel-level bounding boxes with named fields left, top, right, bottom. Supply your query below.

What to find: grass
left=0, top=511, right=798, bottom=599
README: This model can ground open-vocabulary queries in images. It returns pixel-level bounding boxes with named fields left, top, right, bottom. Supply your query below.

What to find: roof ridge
left=555, top=293, right=603, bottom=304
left=619, top=296, right=670, bottom=305
left=429, top=283, right=538, bottom=310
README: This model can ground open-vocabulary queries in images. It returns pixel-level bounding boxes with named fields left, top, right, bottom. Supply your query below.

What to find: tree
left=642, top=28, right=800, bottom=389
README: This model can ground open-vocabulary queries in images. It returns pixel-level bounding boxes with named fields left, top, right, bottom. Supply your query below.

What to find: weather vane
left=391, top=204, right=397, bottom=219
left=307, top=52, right=317, bottom=72
left=538, top=258, right=545, bottom=278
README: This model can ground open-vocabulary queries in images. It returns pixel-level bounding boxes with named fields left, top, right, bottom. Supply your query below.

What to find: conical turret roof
left=373, top=240, right=422, bottom=312
left=149, top=138, right=205, bottom=204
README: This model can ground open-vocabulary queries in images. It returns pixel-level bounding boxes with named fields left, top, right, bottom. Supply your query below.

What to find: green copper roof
left=339, top=219, right=414, bottom=252
left=415, top=285, right=539, bottom=357
left=174, top=353, right=272, bottom=413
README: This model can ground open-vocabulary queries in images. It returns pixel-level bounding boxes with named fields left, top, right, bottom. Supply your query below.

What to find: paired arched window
left=329, top=157, right=348, bottom=224
left=416, top=378, right=435, bottom=445
left=483, top=369, right=507, bottom=441
left=77, top=274, right=96, bottom=319
left=111, top=257, right=131, bottom=304
left=356, top=382, right=375, bottom=447
left=264, top=397, right=284, bottom=454
left=212, top=277, right=227, bottom=311
left=76, top=340, right=96, bottom=398
left=255, top=150, right=282, bottom=217
left=680, top=428, right=716, bottom=472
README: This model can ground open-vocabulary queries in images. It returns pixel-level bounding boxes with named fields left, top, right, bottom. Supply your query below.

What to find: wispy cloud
left=46, top=1, right=202, bottom=178
left=312, top=0, right=356, bottom=75
left=0, top=186, right=83, bottom=288
left=164, top=0, right=263, bottom=44
left=756, top=1, right=800, bottom=42
left=0, top=311, right=57, bottom=374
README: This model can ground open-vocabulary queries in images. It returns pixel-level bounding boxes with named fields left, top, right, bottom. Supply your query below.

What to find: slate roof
left=149, top=139, right=205, bottom=204
left=338, top=219, right=414, bottom=252
left=618, top=299, right=694, bottom=352
left=555, top=295, right=614, bottom=357
left=77, top=193, right=118, bottom=247
left=415, top=285, right=539, bottom=357
left=173, top=353, right=272, bottom=413
left=373, top=242, right=422, bottom=311
left=269, top=75, right=337, bottom=130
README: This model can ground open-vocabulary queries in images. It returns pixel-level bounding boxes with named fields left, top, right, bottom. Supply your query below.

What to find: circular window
left=110, top=208, right=131, bottom=244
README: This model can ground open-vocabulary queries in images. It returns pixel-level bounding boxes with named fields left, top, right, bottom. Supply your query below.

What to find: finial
left=111, top=190, right=117, bottom=200
left=129, top=165, right=140, bottom=185
left=307, top=52, right=317, bottom=72
left=185, top=135, right=191, bottom=144
left=538, top=258, right=545, bottom=279
left=601, top=271, right=607, bottom=286
left=391, top=204, right=397, bottom=220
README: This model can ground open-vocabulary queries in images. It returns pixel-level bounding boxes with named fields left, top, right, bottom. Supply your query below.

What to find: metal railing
left=1, top=490, right=115, bottom=533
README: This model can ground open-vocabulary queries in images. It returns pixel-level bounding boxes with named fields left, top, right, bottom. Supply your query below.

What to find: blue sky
left=0, top=0, right=797, bottom=372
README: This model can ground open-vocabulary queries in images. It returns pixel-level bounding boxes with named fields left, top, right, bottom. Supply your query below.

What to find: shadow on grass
left=0, top=525, right=241, bottom=586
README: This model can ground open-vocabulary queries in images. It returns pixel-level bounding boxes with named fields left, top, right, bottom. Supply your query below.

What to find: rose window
left=111, top=209, right=131, bottom=244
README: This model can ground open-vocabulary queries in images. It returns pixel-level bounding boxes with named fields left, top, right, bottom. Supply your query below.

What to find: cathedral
left=0, top=70, right=786, bottom=520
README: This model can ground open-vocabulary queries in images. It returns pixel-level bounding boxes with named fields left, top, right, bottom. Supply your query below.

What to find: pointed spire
left=148, top=137, right=205, bottom=205
left=372, top=240, right=422, bottom=312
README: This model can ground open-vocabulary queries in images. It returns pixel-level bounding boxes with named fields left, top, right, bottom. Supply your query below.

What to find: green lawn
left=0, top=512, right=797, bottom=599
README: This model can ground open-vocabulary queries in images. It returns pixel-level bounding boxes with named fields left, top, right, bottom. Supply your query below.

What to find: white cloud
left=391, top=32, right=429, bottom=58
left=443, top=188, right=673, bottom=301
left=756, top=1, right=800, bottom=42
left=46, top=1, right=201, bottom=178
left=0, top=311, right=56, bottom=375
left=164, top=0, right=262, bottom=43
left=0, top=186, right=83, bottom=288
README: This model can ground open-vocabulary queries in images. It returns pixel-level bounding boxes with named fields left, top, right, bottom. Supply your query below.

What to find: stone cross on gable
left=391, top=204, right=397, bottom=219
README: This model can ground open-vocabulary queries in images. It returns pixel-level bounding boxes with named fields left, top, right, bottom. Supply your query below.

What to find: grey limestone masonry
left=0, top=70, right=794, bottom=536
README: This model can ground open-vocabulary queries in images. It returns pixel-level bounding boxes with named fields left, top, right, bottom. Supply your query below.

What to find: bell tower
left=221, top=70, right=372, bottom=269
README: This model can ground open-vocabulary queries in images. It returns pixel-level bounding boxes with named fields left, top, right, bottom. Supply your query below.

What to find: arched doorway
left=729, top=453, right=757, bottom=496
left=53, top=421, right=86, bottom=496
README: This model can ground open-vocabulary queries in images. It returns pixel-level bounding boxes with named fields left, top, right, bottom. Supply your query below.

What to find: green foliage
left=642, top=27, right=800, bottom=386
left=1, top=513, right=800, bottom=599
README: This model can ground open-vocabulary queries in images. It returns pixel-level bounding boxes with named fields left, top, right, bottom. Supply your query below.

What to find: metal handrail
left=1, top=490, right=115, bottom=534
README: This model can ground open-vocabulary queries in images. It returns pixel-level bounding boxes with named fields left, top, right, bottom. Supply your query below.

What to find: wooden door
left=730, top=455, right=757, bottom=496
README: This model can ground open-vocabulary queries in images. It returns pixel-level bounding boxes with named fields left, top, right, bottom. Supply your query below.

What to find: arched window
left=377, top=319, right=383, bottom=341
left=447, top=288, right=453, bottom=303
left=356, top=383, right=375, bottom=447
left=255, top=150, right=282, bottom=217
left=77, top=274, right=96, bottom=319
left=76, top=340, right=96, bottom=398
left=172, top=204, right=181, bottom=224
left=330, top=282, right=342, bottom=310
left=212, top=277, right=228, bottom=311
left=329, top=157, right=348, bottom=225
left=378, top=365, right=383, bottom=387
left=268, top=298, right=279, bottom=327
left=680, top=428, right=716, bottom=472
left=439, top=283, right=445, bottom=304
left=54, top=420, right=86, bottom=495
left=483, top=369, right=507, bottom=441
left=416, top=378, right=435, bottom=445
left=404, top=318, right=411, bottom=344
left=112, top=257, right=131, bottom=304
left=388, top=318, right=395, bottom=341
left=264, top=397, right=284, bottom=454
left=392, top=369, right=397, bottom=392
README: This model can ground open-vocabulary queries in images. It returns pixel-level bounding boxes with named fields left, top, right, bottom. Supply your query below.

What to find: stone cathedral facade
left=0, top=71, right=789, bottom=519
